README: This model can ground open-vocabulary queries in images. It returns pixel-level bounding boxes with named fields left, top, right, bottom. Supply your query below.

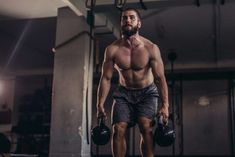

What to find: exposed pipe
left=85, top=0, right=96, bottom=10
left=220, top=0, right=225, bottom=5
left=115, top=0, right=127, bottom=11
left=195, top=0, right=200, bottom=7
left=86, top=0, right=95, bottom=146
left=139, top=0, right=147, bottom=10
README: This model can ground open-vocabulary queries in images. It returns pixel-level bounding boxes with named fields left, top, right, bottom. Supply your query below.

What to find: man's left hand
left=158, top=105, right=169, bottom=121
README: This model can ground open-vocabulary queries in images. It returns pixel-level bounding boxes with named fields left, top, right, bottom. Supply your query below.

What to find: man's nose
left=126, top=19, right=132, bottom=25
left=125, top=17, right=131, bottom=23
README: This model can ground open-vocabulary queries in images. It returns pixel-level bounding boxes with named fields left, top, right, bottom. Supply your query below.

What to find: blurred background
left=0, top=0, right=234, bottom=156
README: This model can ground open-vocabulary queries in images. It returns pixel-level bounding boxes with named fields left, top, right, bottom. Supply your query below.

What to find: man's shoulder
left=140, top=36, right=159, bottom=48
left=110, top=39, right=122, bottom=46
left=104, top=39, right=121, bottom=57
left=139, top=36, right=161, bottom=58
left=106, top=39, right=121, bottom=51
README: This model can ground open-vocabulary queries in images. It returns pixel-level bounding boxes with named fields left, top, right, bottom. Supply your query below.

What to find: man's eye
left=130, top=16, right=135, bottom=20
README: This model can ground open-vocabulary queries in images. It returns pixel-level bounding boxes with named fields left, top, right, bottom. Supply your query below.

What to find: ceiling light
left=198, top=96, right=210, bottom=106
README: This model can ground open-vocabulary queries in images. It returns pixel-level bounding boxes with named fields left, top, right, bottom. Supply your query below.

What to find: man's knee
left=139, top=124, right=153, bottom=135
left=113, top=122, right=127, bottom=139
left=138, top=117, right=153, bottom=134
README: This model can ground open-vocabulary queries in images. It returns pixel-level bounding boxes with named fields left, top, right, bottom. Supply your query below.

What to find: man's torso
left=111, top=36, right=155, bottom=89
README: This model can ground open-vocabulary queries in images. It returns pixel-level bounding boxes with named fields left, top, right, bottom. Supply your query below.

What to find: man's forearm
left=160, top=79, right=169, bottom=108
left=155, top=77, right=169, bottom=108
left=97, top=78, right=111, bottom=108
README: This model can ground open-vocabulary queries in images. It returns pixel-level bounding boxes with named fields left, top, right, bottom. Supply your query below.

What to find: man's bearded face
left=121, top=10, right=141, bottom=37
left=121, top=24, right=139, bottom=37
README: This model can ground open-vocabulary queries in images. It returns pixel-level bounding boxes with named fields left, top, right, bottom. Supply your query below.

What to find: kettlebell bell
left=0, top=133, right=11, bottom=153
left=91, top=116, right=111, bottom=145
left=153, top=115, right=176, bottom=147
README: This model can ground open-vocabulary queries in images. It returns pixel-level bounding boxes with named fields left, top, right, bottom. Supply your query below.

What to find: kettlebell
left=91, top=116, right=111, bottom=145
left=0, top=133, right=11, bottom=153
left=153, top=115, right=176, bottom=147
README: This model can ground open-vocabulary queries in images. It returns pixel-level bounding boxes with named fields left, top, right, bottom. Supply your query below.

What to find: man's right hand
left=96, top=105, right=107, bottom=118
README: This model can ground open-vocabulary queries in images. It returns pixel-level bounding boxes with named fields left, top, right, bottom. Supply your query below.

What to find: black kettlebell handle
left=158, top=115, right=168, bottom=125
left=98, top=116, right=106, bottom=127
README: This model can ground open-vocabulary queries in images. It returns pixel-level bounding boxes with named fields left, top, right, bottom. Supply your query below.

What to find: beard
left=121, top=25, right=139, bottom=37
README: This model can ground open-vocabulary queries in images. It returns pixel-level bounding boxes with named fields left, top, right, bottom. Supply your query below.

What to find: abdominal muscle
left=117, top=67, right=154, bottom=89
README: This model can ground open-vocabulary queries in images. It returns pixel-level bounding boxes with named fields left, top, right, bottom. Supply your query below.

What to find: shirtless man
left=96, top=8, right=169, bottom=157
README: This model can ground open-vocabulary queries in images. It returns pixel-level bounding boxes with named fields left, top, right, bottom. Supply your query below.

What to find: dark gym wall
left=183, top=80, right=230, bottom=155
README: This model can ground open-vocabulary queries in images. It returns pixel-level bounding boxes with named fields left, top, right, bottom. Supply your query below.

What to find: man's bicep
left=151, top=45, right=165, bottom=78
left=102, top=59, right=114, bottom=80
left=101, top=47, right=114, bottom=80
left=151, top=59, right=165, bottom=79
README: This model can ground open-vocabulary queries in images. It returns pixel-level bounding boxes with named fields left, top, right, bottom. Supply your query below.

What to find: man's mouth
left=125, top=24, right=132, bottom=27
left=125, top=25, right=132, bottom=28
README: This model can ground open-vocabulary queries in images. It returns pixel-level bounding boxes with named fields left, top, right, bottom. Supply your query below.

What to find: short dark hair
left=120, top=8, right=141, bottom=21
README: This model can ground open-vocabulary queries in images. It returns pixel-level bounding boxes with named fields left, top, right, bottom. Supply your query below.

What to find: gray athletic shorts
left=111, top=83, right=159, bottom=127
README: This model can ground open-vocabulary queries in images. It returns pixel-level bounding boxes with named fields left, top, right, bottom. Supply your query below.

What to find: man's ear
left=138, top=21, right=141, bottom=28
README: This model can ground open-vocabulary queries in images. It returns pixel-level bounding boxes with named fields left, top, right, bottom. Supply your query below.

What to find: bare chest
left=114, top=46, right=150, bottom=70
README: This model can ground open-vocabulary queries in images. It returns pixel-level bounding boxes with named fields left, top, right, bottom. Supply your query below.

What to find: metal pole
left=212, top=0, right=221, bottom=65
left=229, top=78, right=235, bottom=155
left=179, top=79, right=184, bottom=155
left=167, top=51, right=177, bottom=155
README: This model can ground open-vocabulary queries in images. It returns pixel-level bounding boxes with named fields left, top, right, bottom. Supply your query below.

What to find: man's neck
left=122, top=33, right=141, bottom=48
